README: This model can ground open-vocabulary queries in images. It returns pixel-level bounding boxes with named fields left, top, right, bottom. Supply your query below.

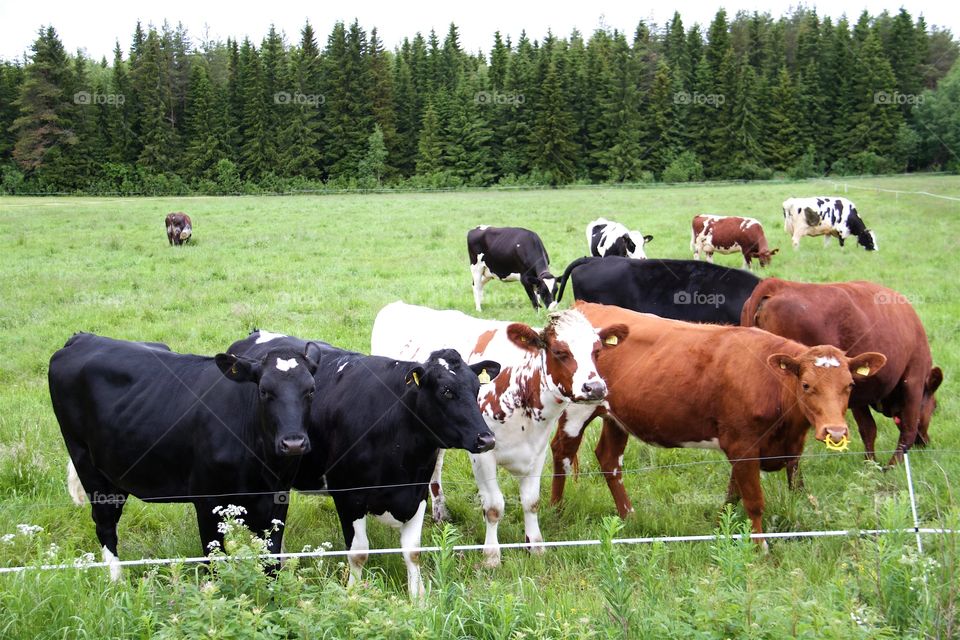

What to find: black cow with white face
left=555, top=257, right=761, bottom=325
left=468, top=225, right=558, bottom=312
left=227, top=330, right=500, bottom=599
left=48, top=332, right=321, bottom=580
left=587, top=217, right=653, bottom=259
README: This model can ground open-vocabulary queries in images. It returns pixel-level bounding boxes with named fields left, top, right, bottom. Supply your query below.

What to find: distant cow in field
left=555, top=257, right=761, bottom=325
left=549, top=302, right=886, bottom=537
left=782, top=197, right=876, bottom=250
left=586, top=217, right=653, bottom=259
left=468, top=226, right=558, bottom=311
left=691, top=215, right=778, bottom=269
left=165, top=212, right=193, bottom=246
left=741, top=278, right=942, bottom=465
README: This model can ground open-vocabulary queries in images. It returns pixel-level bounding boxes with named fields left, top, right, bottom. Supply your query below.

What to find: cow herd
left=48, top=195, right=936, bottom=599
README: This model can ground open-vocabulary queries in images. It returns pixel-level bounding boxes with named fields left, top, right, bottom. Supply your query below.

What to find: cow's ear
left=215, top=353, right=262, bottom=383
left=303, top=342, right=323, bottom=375
left=768, top=353, right=801, bottom=377
left=849, top=352, right=887, bottom=380
left=469, top=360, right=501, bottom=384
left=769, top=248, right=780, bottom=256
left=598, top=324, right=629, bottom=348
left=643, top=235, right=654, bottom=243
left=405, top=365, right=426, bottom=388
left=506, top=323, right=544, bottom=352
left=927, top=367, right=943, bottom=394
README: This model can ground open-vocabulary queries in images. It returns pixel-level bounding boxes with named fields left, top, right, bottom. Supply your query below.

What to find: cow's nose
left=279, top=435, right=309, bottom=456
left=582, top=381, right=607, bottom=400
left=825, top=426, right=848, bottom=441
left=475, top=432, right=496, bottom=453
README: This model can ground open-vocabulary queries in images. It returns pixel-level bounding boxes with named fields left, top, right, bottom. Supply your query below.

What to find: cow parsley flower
left=1, top=534, right=14, bottom=545
left=73, top=552, right=96, bottom=568
left=206, top=540, right=221, bottom=551
left=16, top=524, right=43, bottom=537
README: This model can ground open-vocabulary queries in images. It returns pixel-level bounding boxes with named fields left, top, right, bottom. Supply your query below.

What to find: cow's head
left=507, top=310, right=629, bottom=404
left=179, top=226, right=192, bottom=242
left=215, top=342, right=322, bottom=457
left=856, top=229, right=877, bottom=251
left=768, top=346, right=886, bottom=444
left=527, top=271, right=559, bottom=311
left=405, top=349, right=499, bottom=453
left=757, top=247, right=779, bottom=267
left=626, top=231, right=653, bottom=260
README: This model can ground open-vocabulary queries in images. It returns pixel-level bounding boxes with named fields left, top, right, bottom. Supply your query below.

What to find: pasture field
left=0, top=175, right=958, bottom=638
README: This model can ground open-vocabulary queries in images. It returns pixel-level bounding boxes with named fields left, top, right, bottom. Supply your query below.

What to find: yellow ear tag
left=824, top=434, right=850, bottom=452
left=478, top=369, right=491, bottom=384
left=412, top=371, right=420, bottom=387
left=230, top=365, right=238, bottom=376
left=604, top=335, right=619, bottom=346
left=856, top=366, right=871, bottom=376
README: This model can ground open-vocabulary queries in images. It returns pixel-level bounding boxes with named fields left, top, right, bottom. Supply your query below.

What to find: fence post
left=903, top=451, right=923, bottom=553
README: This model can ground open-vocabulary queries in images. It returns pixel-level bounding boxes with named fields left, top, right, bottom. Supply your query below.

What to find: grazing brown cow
left=549, top=301, right=885, bottom=536
left=741, top=278, right=943, bottom=466
left=691, top=215, right=778, bottom=269
left=165, top=212, right=193, bottom=246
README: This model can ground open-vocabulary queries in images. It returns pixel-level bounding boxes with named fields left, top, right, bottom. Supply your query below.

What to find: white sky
left=1, top=0, right=957, bottom=62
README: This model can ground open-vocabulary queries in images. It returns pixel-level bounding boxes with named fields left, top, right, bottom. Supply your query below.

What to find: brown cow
left=741, top=278, right=942, bottom=465
left=691, top=214, right=778, bottom=269
left=165, top=212, right=193, bottom=246
left=549, top=301, right=886, bottom=536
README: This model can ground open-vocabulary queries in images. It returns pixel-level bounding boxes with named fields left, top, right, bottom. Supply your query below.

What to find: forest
left=0, top=8, right=958, bottom=194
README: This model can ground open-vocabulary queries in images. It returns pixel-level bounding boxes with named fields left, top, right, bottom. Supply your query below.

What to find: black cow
left=48, top=332, right=321, bottom=579
left=227, top=330, right=500, bottom=598
left=555, top=257, right=761, bottom=325
left=468, top=225, right=558, bottom=312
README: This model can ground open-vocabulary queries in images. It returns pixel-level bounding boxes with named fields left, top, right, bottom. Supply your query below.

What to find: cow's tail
left=67, top=460, right=87, bottom=506
left=555, top=257, right=594, bottom=303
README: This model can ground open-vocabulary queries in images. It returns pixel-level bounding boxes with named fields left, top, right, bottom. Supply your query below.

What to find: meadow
left=0, top=175, right=958, bottom=638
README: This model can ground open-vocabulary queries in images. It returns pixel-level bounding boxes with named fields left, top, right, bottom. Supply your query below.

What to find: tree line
left=1, top=8, right=958, bottom=194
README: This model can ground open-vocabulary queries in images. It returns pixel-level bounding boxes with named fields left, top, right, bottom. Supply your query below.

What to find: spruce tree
left=416, top=99, right=443, bottom=175
left=183, top=63, right=226, bottom=180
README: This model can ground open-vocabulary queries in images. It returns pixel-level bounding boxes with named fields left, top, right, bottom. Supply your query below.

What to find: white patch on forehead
left=255, top=330, right=287, bottom=344
left=275, top=357, right=298, bottom=372
left=814, top=356, right=841, bottom=368
left=438, top=358, right=452, bottom=371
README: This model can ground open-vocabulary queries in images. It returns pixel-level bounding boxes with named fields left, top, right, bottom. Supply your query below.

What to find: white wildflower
left=73, top=552, right=96, bottom=568
left=207, top=540, right=221, bottom=551
left=16, top=524, right=43, bottom=537
left=1, top=534, right=14, bottom=545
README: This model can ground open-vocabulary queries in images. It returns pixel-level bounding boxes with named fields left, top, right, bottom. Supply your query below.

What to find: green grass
left=0, top=175, right=958, bottom=637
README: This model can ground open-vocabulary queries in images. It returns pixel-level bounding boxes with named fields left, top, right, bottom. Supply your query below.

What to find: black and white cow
left=48, top=332, right=321, bottom=580
left=782, top=197, right=877, bottom=250
left=586, top=217, right=653, bottom=259
left=227, top=330, right=500, bottom=598
left=555, top=257, right=761, bottom=325
left=468, top=225, right=558, bottom=312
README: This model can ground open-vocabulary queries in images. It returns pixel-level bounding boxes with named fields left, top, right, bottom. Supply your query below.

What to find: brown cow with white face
left=165, top=212, right=193, bottom=246
left=691, top=215, right=778, bottom=269
left=549, top=301, right=885, bottom=537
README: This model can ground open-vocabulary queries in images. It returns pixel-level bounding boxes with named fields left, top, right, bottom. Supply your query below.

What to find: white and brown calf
left=691, top=214, right=778, bottom=269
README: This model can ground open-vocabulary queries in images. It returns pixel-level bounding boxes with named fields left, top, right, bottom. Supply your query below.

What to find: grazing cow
left=741, top=278, right=943, bottom=465
left=227, top=330, right=500, bottom=598
left=691, top=215, right=778, bottom=269
left=782, top=197, right=876, bottom=250
left=586, top=217, right=653, bottom=259
left=48, top=332, right=320, bottom=579
left=555, top=256, right=761, bottom=325
left=165, top=212, right=193, bottom=246
left=549, top=302, right=886, bottom=536
left=371, top=301, right=627, bottom=567
left=468, top=226, right=558, bottom=312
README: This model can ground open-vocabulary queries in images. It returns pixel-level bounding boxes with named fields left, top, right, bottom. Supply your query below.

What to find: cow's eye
left=304, top=390, right=315, bottom=400
left=801, top=382, right=811, bottom=392
left=260, top=390, right=274, bottom=401
left=442, top=387, right=454, bottom=399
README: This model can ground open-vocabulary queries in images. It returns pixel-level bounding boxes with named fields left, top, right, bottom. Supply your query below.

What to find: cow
left=227, top=330, right=500, bottom=598
left=548, top=302, right=886, bottom=537
left=48, top=332, right=321, bottom=580
left=586, top=217, right=653, bottom=259
left=468, top=226, right=558, bottom=312
left=782, top=197, right=876, bottom=250
left=741, top=278, right=943, bottom=466
left=371, top=301, right=628, bottom=567
left=691, top=214, right=778, bottom=269
left=555, top=256, right=761, bottom=325
left=165, top=212, right=193, bottom=246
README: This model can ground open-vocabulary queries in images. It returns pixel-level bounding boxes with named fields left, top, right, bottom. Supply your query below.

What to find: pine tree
left=0, top=62, right=24, bottom=161
left=358, top=123, right=387, bottom=186
left=134, top=29, right=177, bottom=172
left=415, top=99, right=442, bottom=175
left=279, top=21, right=323, bottom=180
left=644, top=61, right=679, bottom=176
left=183, top=63, right=226, bottom=180
left=367, top=28, right=397, bottom=174
left=530, top=56, right=577, bottom=184
left=108, top=42, right=135, bottom=163
left=765, top=67, right=802, bottom=169
left=237, top=38, right=271, bottom=179
left=840, top=32, right=904, bottom=161
left=592, top=33, right=645, bottom=181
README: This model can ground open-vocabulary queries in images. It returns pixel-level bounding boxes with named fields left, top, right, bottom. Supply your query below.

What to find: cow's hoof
left=482, top=553, right=501, bottom=568
left=432, top=505, right=451, bottom=523
left=525, top=535, right=545, bottom=555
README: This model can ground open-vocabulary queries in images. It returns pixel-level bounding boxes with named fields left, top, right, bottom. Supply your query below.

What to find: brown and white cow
left=371, top=301, right=627, bottom=566
left=549, top=301, right=885, bottom=537
left=165, top=212, right=193, bottom=246
left=691, top=214, right=778, bottom=269
left=741, top=278, right=942, bottom=465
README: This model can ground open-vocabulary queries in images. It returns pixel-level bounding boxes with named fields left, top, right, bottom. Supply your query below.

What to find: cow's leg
left=850, top=404, right=878, bottom=461
left=889, top=384, right=923, bottom=466
left=429, top=450, right=449, bottom=522
left=742, top=253, right=751, bottom=270
left=705, top=251, right=714, bottom=264
left=399, top=499, right=427, bottom=599
left=728, top=454, right=765, bottom=537
left=470, top=451, right=505, bottom=567
left=595, top=419, right=632, bottom=518
left=550, top=405, right=597, bottom=505
left=725, top=472, right=741, bottom=504
left=470, top=262, right=489, bottom=312
left=345, top=515, right=369, bottom=586
left=823, top=235, right=831, bottom=247
left=70, top=452, right=127, bottom=580
left=518, top=448, right=548, bottom=554
left=521, top=279, right=541, bottom=311
left=792, top=232, right=802, bottom=249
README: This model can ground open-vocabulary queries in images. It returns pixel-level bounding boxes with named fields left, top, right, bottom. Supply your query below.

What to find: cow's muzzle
left=816, top=425, right=849, bottom=443
left=279, top=435, right=310, bottom=456
left=576, top=381, right=608, bottom=403
left=473, top=432, right=496, bottom=453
